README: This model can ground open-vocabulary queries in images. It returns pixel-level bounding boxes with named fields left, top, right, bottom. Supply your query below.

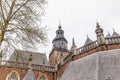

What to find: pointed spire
left=58, top=19, right=61, bottom=29
left=28, top=54, right=32, bottom=68
left=71, top=38, right=77, bottom=55
left=72, top=38, right=75, bottom=46
left=72, top=38, right=76, bottom=47
left=112, top=28, right=120, bottom=37
left=106, top=31, right=111, bottom=38
left=84, top=35, right=93, bottom=45
left=113, top=28, right=115, bottom=32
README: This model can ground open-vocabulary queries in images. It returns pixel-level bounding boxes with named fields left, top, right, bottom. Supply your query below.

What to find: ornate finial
left=72, top=38, right=75, bottom=45
left=29, top=54, right=32, bottom=62
left=42, top=58, right=45, bottom=72
left=58, top=19, right=61, bottom=29
left=28, top=54, right=32, bottom=68
left=96, top=22, right=100, bottom=28
left=43, top=58, right=45, bottom=65
left=96, top=19, right=100, bottom=28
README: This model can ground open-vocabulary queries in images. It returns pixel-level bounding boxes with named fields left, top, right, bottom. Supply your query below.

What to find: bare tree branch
left=10, top=0, right=30, bottom=20
left=0, top=0, right=6, bottom=21
left=0, top=0, right=48, bottom=55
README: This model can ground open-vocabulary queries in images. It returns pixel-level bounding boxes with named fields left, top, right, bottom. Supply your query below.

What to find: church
left=0, top=22, right=120, bottom=80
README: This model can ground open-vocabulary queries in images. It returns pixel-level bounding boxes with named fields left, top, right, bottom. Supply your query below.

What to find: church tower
left=95, top=22, right=105, bottom=45
left=49, top=23, right=69, bottom=66
left=52, top=23, right=68, bottom=50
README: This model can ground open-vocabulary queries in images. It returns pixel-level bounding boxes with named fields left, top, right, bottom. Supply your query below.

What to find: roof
left=8, top=50, right=50, bottom=66
left=84, top=36, right=93, bottom=45
left=52, top=26, right=68, bottom=43
left=112, top=32, right=120, bottom=37
left=112, top=29, right=120, bottom=37
left=60, top=49, right=120, bottom=80
left=23, top=68, right=36, bottom=80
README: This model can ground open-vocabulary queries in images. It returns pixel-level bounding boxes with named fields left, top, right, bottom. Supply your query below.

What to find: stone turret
left=95, top=22, right=105, bottom=45
left=49, top=22, right=69, bottom=66
left=71, top=38, right=78, bottom=55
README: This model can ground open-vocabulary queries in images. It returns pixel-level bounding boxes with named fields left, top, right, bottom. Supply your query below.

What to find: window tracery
left=39, top=75, right=45, bottom=80
left=6, top=71, right=19, bottom=80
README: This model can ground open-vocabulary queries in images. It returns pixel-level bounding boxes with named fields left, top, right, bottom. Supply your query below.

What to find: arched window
left=38, top=75, right=47, bottom=80
left=40, top=75, right=45, bottom=80
left=6, top=71, right=20, bottom=80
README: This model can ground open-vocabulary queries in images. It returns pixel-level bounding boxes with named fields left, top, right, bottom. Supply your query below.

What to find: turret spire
left=71, top=38, right=77, bottom=55
left=112, top=28, right=120, bottom=37
left=58, top=19, right=61, bottom=29
left=84, top=35, right=93, bottom=45
left=72, top=38, right=75, bottom=46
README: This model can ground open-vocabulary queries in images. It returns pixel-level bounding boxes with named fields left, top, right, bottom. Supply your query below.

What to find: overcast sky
left=38, top=0, right=120, bottom=57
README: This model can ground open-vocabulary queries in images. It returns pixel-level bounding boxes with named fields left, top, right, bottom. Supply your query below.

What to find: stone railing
left=77, top=36, right=120, bottom=55
left=62, top=41, right=98, bottom=65
left=0, top=60, right=55, bottom=72
left=106, top=36, right=120, bottom=44
left=32, top=64, right=55, bottom=72
left=62, top=37, right=120, bottom=65
left=78, top=40, right=98, bottom=54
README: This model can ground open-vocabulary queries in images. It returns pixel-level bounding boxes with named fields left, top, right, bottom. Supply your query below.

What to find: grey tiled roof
left=60, top=49, right=120, bottom=80
left=23, top=68, right=36, bottom=80
left=8, top=50, right=50, bottom=66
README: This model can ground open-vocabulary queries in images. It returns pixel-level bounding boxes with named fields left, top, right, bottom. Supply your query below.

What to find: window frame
left=37, top=74, right=48, bottom=80
left=6, top=70, right=20, bottom=80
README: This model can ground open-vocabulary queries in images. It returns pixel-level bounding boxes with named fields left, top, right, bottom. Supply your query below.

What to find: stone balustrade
left=78, top=36, right=120, bottom=54
left=106, top=36, right=120, bottom=44
left=0, top=60, right=55, bottom=72
left=63, top=36, right=120, bottom=65
left=1, top=37, right=120, bottom=72
left=78, top=40, right=98, bottom=54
